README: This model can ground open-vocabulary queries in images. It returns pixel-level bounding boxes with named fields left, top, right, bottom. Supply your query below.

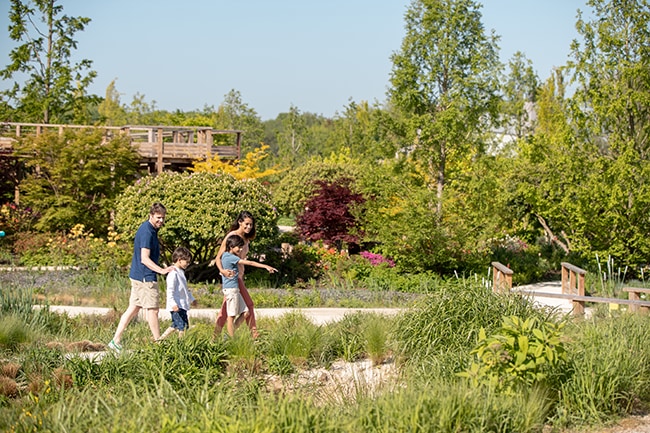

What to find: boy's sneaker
left=108, top=339, right=122, bottom=353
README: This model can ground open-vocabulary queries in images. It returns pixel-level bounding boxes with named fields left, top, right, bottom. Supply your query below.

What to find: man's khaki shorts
left=129, top=279, right=160, bottom=309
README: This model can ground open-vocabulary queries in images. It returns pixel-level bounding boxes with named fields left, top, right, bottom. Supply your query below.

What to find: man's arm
left=141, top=247, right=173, bottom=275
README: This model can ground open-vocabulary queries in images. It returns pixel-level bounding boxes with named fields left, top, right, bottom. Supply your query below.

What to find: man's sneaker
left=108, top=339, right=122, bottom=353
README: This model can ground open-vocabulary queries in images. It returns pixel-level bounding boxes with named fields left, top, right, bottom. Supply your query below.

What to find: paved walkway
left=43, top=306, right=402, bottom=326
left=515, top=280, right=576, bottom=314
left=43, top=281, right=573, bottom=324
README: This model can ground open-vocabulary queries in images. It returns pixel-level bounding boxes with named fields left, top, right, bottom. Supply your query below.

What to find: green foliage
left=252, top=242, right=321, bottom=286
left=13, top=224, right=131, bottom=270
left=459, top=316, right=567, bottom=393
left=1, top=0, right=97, bottom=123
left=555, top=315, right=650, bottom=425
left=0, top=315, right=31, bottom=350
left=355, top=379, right=550, bottom=433
left=114, top=171, right=278, bottom=266
left=393, top=280, right=543, bottom=377
left=388, top=0, right=500, bottom=218
left=261, top=312, right=323, bottom=368
left=272, top=156, right=361, bottom=217
left=15, top=129, right=139, bottom=234
left=363, top=315, right=391, bottom=366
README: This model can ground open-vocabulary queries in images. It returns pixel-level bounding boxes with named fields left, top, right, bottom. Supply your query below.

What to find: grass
left=3, top=270, right=650, bottom=431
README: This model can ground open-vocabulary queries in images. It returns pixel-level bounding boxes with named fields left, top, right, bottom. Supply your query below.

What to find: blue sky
left=0, top=1, right=589, bottom=121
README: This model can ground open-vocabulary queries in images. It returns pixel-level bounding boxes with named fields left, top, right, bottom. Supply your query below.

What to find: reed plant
left=392, top=278, right=544, bottom=378
left=554, top=314, right=650, bottom=426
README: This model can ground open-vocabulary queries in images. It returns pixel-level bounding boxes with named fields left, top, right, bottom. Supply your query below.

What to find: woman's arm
left=215, top=233, right=234, bottom=277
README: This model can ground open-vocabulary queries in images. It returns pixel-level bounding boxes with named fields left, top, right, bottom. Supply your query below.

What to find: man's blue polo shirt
left=129, top=220, right=160, bottom=282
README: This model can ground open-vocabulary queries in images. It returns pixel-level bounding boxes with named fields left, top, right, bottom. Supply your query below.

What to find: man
left=108, top=203, right=174, bottom=352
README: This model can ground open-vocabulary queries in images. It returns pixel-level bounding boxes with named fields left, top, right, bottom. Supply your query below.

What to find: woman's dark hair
left=229, top=211, right=256, bottom=240
left=225, top=234, right=245, bottom=251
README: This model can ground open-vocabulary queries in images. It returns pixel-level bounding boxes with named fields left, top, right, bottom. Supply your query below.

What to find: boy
left=221, top=234, right=277, bottom=337
left=158, top=246, right=196, bottom=340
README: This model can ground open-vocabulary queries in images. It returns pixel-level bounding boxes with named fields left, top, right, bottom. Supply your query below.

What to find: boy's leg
left=158, top=327, right=176, bottom=341
left=233, top=310, right=249, bottom=329
left=239, top=277, right=257, bottom=337
left=213, top=297, right=228, bottom=337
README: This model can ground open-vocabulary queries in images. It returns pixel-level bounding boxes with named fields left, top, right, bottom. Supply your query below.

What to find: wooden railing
left=499, top=261, right=650, bottom=316
left=0, top=122, right=243, bottom=174
left=491, top=261, right=513, bottom=293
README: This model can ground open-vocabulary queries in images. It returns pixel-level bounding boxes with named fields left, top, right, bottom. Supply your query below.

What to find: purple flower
left=360, top=251, right=395, bottom=267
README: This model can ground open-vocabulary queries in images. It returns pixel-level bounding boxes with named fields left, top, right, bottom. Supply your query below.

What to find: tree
left=214, top=89, right=264, bottom=156
left=1, top=0, right=97, bottom=123
left=388, top=0, right=501, bottom=218
left=570, top=0, right=650, bottom=159
left=295, top=177, right=364, bottom=248
left=327, top=100, right=400, bottom=161
left=560, top=0, right=650, bottom=265
left=501, top=52, right=539, bottom=143
left=15, top=128, right=139, bottom=234
left=98, top=80, right=127, bottom=126
left=276, top=104, right=307, bottom=167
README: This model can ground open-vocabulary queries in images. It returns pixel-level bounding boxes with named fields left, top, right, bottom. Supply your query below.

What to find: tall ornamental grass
left=392, top=278, right=545, bottom=378
left=555, top=314, right=650, bottom=426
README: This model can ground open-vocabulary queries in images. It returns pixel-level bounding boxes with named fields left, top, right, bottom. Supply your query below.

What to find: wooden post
left=561, top=262, right=587, bottom=296
left=561, top=265, right=568, bottom=294
left=157, top=128, right=164, bottom=174
left=628, top=289, right=641, bottom=312
left=206, top=129, right=212, bottom=159
left=491, top=262, right=513, bottom=293
left=235, top=131, right=242, bottom=159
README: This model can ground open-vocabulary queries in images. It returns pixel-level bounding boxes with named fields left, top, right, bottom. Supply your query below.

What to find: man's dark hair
left=150, top=202, right=166, bottom=215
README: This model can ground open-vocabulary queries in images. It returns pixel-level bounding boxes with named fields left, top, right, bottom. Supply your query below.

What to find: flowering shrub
left=0, top=203, right=38, bottom=235
left=359, top=251, right=395, bottom=268
left=13, top=224, right=131, bottom=270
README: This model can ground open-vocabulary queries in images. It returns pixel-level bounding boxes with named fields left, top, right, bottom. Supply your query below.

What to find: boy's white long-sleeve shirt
left=165, top=267, right=195, bottom=311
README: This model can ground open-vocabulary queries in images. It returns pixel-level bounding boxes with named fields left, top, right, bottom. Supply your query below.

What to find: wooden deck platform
left=0, top=122, right=243, bottom=173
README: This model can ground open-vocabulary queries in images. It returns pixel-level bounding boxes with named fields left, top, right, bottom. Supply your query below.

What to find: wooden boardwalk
left=0, top=122, right=243, bottom=173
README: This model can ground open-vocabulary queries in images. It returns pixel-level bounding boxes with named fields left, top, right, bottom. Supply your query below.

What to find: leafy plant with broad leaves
left=459, top=315, right=567, bottom=393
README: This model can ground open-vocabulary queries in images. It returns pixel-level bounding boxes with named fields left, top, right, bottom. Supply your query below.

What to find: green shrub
left=13, top=225, right=131, bottom=270
left=459, top=315, right=567, bottom=393
left=0, top=315, right=31, bottom=350
left=114, top=171, right=279, bottom=269
left=393, top=279, right=543, bottom=377
left=555, top=315, right=650, bottom=425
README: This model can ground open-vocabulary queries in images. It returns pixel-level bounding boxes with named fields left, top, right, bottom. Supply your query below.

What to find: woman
left=213, top=211, right=259, bottom=338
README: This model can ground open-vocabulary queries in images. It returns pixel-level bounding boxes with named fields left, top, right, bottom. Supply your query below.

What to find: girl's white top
left=165, top=267, right=195, bottom=311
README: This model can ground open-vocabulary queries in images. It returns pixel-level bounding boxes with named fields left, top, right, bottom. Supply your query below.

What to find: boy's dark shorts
left=170, top=309, right=189, bottom=331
